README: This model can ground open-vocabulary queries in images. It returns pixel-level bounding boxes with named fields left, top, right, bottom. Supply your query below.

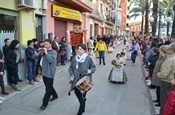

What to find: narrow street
left=0, top=45, right=155, bottom=115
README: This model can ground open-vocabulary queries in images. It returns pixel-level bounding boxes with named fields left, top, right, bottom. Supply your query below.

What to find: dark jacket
left=6, top=49, right=17, bottom=68
left=59, top=41, right=67, bottom=55
left=6, top=40, right=19, bottom=68
left=148, top=54, right=159, bottom=75
left=52, top=41, right=59, bottom=51
left=25, top=47, right=36, bottom=62
left=2, top=45, right=9, bottom=58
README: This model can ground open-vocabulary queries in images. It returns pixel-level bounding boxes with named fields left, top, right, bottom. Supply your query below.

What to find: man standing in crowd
left=40, top=39, right=58, bottom=110
left=3, top=38, right=11, bottom=85
left=157, top=44, right=175, bottom=115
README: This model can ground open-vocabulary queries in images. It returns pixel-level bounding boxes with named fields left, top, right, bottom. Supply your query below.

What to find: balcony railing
left=106, top=15, right=115, bottom=23
left=91, top=5, right=106, bottom=20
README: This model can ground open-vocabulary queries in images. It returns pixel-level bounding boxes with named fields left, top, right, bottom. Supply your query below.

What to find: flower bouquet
left=111, top=60, right=116, bottom=65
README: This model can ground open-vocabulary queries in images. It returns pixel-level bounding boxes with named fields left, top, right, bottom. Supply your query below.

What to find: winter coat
left=157, top=54, right=175, bottom=83
left=6, top=49, right=17, bottom=68
left=163, top=90, right=175, bottom=115
left=145, top=48, right=154, bottom=62
left=94, top=41, right=107, bottom=51
left=152, top=55, right=167, bottom=86
left=59, top=41, right=67, bottom=55
left=148, top=54, right=159, bottom=75
left=25, top=47, right=36, bottom=62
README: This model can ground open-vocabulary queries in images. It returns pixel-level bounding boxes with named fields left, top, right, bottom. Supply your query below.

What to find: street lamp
left=148, top=17, right=154, bottom=22
left=165, top=16, right=171, bottom=37
left=165, top=17, right=171, bottom=22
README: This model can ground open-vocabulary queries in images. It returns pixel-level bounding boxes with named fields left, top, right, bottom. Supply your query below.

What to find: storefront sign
left=52, top=5, right=82, bottom=22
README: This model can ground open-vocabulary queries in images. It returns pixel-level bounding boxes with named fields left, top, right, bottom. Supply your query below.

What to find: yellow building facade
left=0, top=0, right=47, bottom=46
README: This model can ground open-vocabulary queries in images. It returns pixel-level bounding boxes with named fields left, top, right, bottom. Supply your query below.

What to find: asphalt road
left=0, top=45, right=155, bottom=115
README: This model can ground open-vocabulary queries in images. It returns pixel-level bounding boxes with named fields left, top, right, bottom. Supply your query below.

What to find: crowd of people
left=133, top=35, right=175, bottom=115
left=91, top=34, right=175, bottom=115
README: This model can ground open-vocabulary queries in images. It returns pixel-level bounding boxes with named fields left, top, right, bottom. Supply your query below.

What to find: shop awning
left=57, top=0, right=93, bottom=12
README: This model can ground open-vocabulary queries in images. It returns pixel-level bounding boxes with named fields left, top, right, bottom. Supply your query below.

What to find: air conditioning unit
left=18, top=0, right=38, bottom=9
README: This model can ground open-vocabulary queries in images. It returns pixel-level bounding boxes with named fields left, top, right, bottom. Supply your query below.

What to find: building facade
left=47, top=0, right=92, bottom=43
left=0, top=0, right=47, bottom=58
left=120, top=0, right=127, bottom=35
left=129, top=21, right=142, bottom=36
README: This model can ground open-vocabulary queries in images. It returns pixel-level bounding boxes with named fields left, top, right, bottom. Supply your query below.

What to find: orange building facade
left=120, top=0, right=127, bottom=31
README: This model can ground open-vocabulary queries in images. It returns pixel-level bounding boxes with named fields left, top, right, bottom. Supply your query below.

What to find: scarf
left=75, top=53, right=88, bottom=69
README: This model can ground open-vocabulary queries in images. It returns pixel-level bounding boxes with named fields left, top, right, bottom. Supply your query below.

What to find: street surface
left=0, top=45, right=155, bottom=115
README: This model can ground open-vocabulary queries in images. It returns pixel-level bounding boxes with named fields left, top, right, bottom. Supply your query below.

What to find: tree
left=159, top=0, right=175, bottom=37
left=145, top=0, right=149, bottom=35
left=129, top=2, right=145, bottom=34
left=171, top=4, right=175, bottom=37
left=129, top=0, right=151, bottom=35
left=152, top=0, right=159, bottom=37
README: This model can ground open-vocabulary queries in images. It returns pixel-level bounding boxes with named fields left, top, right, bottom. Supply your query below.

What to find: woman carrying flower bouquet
left=108, top=53, right=127, bottom=83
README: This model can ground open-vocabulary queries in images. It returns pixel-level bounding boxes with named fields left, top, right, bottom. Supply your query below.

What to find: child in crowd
left=88, top=48, right=97, bottom=65
left=108, top=53, right=127, bottom=83
left=125, top=45, right=131, bottom=60
left=121, top=48, right=127, bottom=65
left=108, top=42, right=114, bottom=53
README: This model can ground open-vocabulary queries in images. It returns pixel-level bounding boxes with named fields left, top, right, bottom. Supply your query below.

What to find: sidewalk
left=140, top=56, right=160, bottom=115
left=2, top=61, right=70, bottom=101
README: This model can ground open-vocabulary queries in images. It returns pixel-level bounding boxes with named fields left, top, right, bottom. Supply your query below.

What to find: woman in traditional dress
left=107, top=42, right=114, bottom=53
left=125, top=45, right=131, bottom=60
left=108, top=53, right=127, bottom=83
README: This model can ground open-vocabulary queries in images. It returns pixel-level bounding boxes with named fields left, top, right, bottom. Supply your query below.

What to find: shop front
left=51, top=5, right=82, bottom=41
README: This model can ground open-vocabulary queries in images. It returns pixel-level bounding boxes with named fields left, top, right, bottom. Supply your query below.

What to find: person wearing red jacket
left=163, top=83, right=175, bottom=115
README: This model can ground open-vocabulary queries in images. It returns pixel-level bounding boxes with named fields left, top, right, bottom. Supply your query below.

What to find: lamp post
left=165, top=16, right=171, bottom=37
left=148, top=16, right=154, bottom=35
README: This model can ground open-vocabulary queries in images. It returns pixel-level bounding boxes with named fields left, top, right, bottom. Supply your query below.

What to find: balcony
left=57, top=0, right=93, bottom=12
left=106, top=15, right=115, bottom=24
left=89, top=5, right=105, bottom=21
